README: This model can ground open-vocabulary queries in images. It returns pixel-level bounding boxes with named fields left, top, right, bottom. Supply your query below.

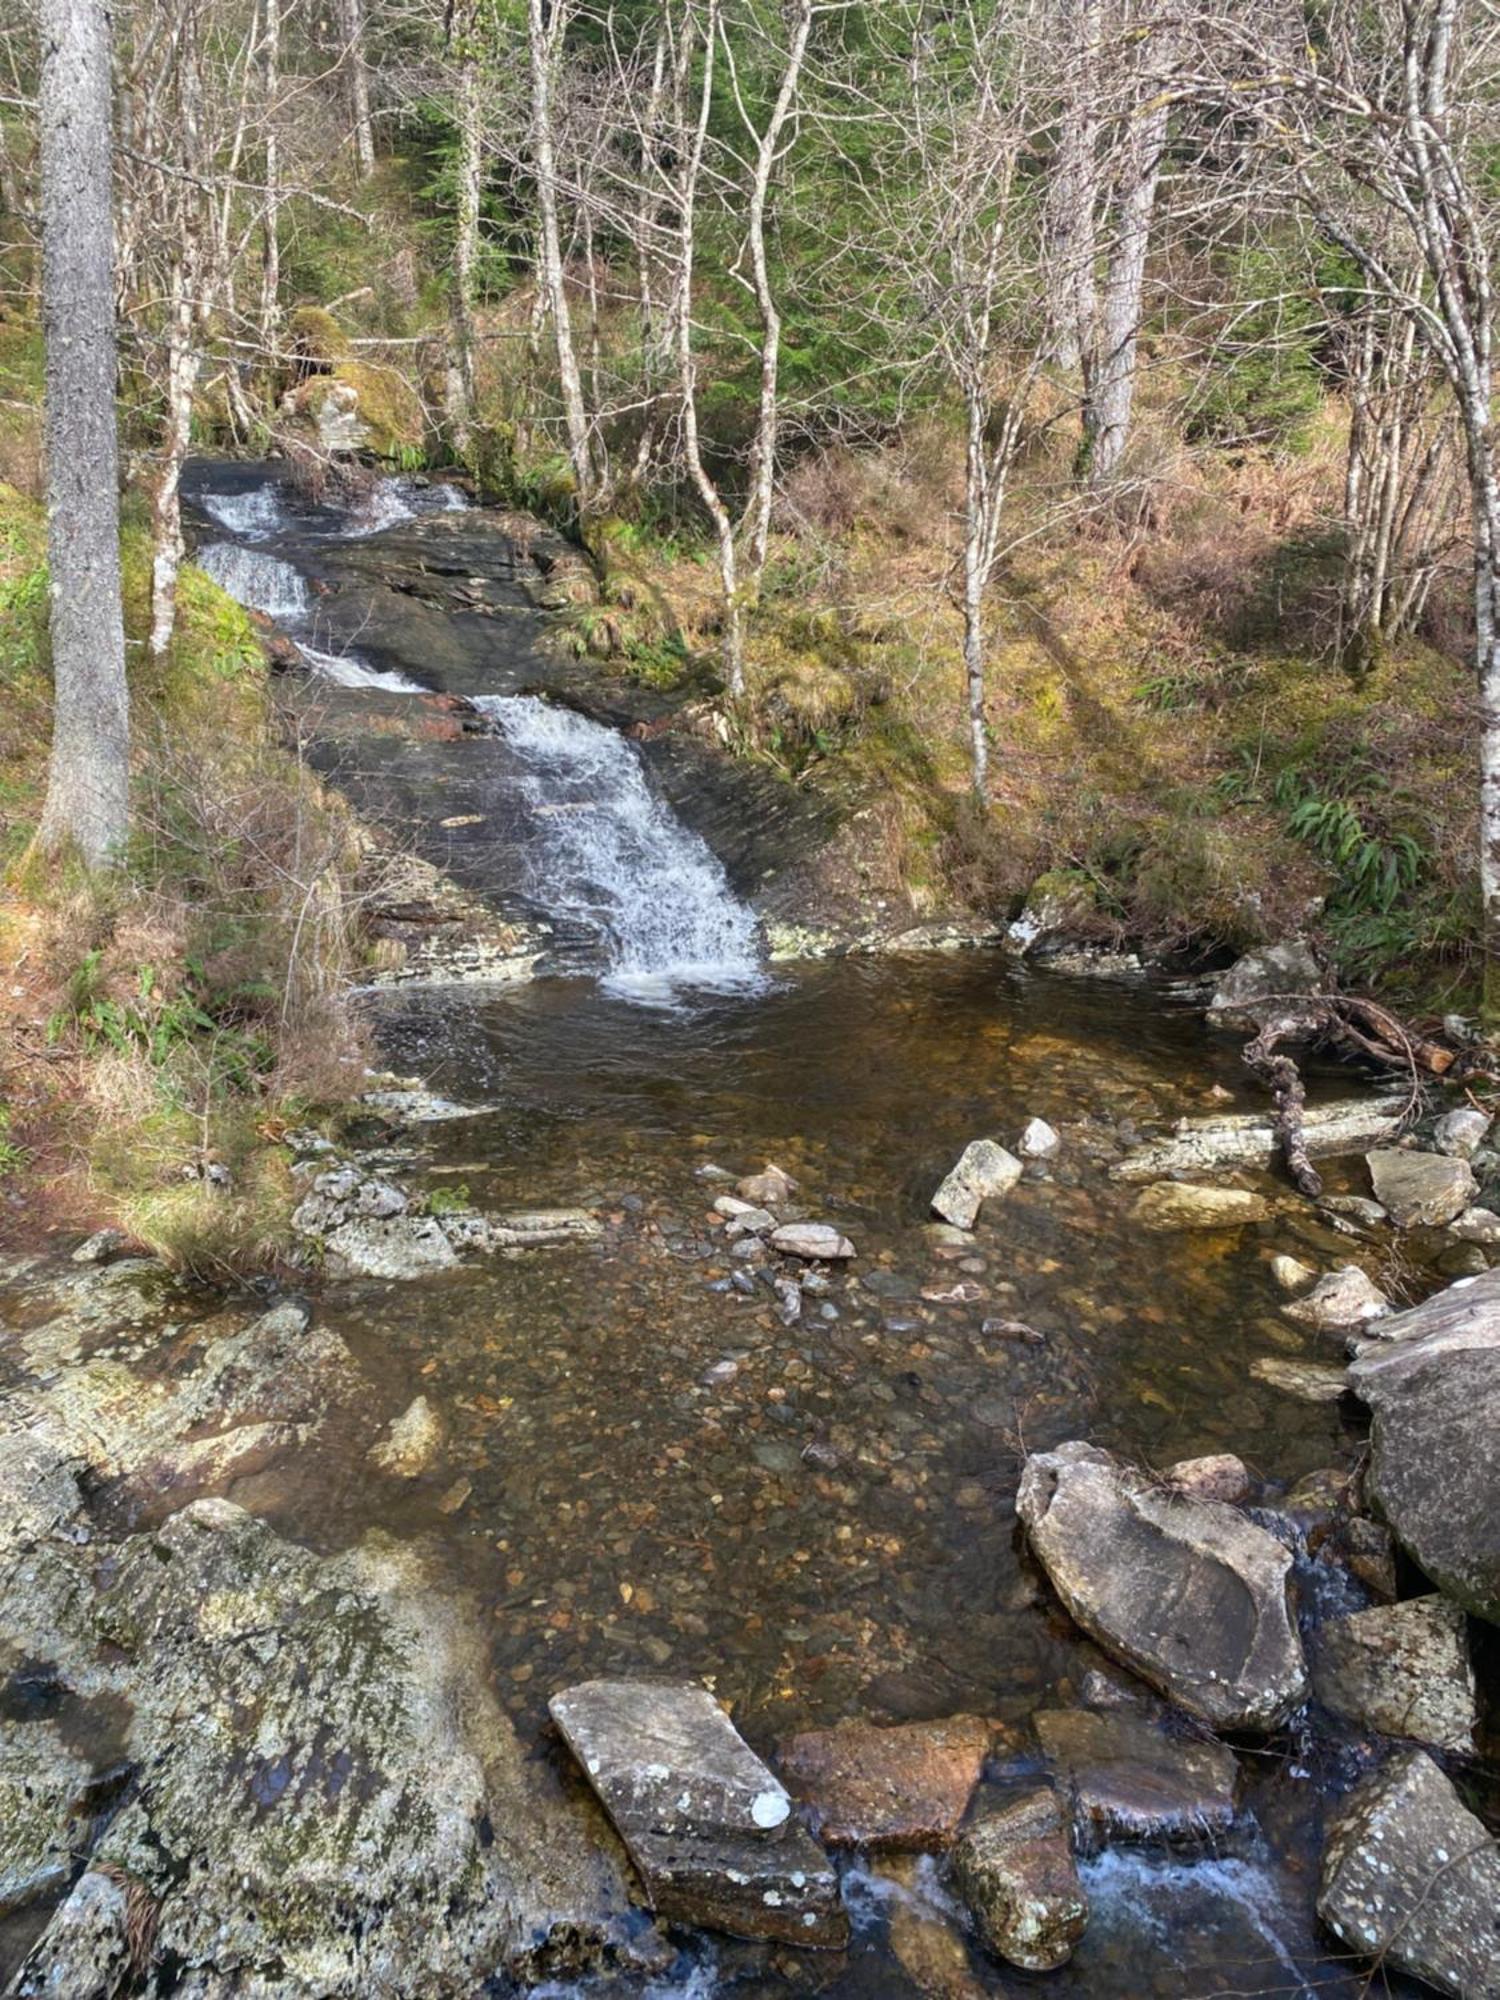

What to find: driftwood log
left=1242, top=994, right=1483, bottom=1197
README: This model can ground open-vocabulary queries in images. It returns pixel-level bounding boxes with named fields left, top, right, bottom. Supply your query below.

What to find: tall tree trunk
left=527, top=0, right=596, bottom=508
left=37, top=0, right=129, bottom=867
left=1047, top=0, right=1101, bottom=372
left=260, top=0, right=282, bottom=353
left=340, top=0, right=376, bottom=180
left=149, top=248, right=201, bottom=660
left=962, top=387, right=990, bottom=801
left=446, top=24, right=482, bottom=454
left=1084, top=31, right=1170, bottom=485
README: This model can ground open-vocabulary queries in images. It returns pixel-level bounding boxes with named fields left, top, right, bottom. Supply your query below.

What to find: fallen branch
left=1243, top=1010, right=1324, bottom=1197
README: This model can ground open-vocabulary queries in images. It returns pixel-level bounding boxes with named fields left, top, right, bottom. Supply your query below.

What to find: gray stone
left=1164, top=1453, right=1250, bottom=1504
left=1130, top=1183, right=1270, bottom=1232
left=466, top=1207, right=603, bottom=1251
left=322, top=1213, right=459, bottom=1279
left=1319, top=1194, right=1389, bottom=1230
left=777, top=1714, right=992, bottom=1852
left=1433, top=1105, right=1491, bottom=1158
left=9, top=1868, right=133, bottom=1999
left=951, top=1788, right=1087, bottom=1972
left=69, top=1229, right=126, bottom=1267
left=549, top=1681, right=846, bottom=1948
left=1347, top=1270, right=1500, bottom=1622
left=1313, top=1596, right=1476, bottom=1753
left=1206, top=942, right=1323, bottom=1033
left=1113, top=1099, right=1402, bottom=1181
left=1366, top=1148, right=1476, bottom=1228
left=1452, top=1205, right=1500, bottom=1245
left=1318, top=1749, right=1500, bottom=1997
left=0, top=1724, right=96, bottom=1915
left=368, top=1395, right=443, bottom=1478
left=1018, top=1118, right=1060, bottom=1160
left=1034, top=1708, right=1238, bottom=1847
left=736, top=1165, right=798, bottom=1207
left=1017, top=1441, right=1307, bottom=1730
left=1282, top=1265, right=1390, bottom=1330
left=931, top=1141, right=1022, bottom=1230
left=359, top=1087, right=496, bottom=1124
left=1005, top=875, right=1097, bottom=957
left=1250, top=1356, right=1350, bottom=1403
left=769, top=1222, right=855, bottom=1262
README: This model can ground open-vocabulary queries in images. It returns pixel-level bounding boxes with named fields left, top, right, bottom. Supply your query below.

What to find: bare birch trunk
left=446, top=27, right=482, bottom=454
left=37, top=0, right=129, bottom=866
left=962, top=387, right=990, bottom=799
left=260, top=0, right=282, bottom=353
left=1047, top=0, right=1101, bottom=372
left=527, top=0, right=596, bottom=508
left=340, top=0, right=376, bottom=181
left=149, top=249, right=201, bottom=661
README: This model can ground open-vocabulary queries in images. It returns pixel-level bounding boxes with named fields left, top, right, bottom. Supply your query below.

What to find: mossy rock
left=286, top=303, right=351, bottom=368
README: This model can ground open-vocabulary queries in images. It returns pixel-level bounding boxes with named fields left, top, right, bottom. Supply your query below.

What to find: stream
left=146, top=459, right=1457, bottom=1996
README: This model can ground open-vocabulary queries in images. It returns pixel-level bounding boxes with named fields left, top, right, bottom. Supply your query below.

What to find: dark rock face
left=950, top=1788, right=1087, bottom=1972
left=549, top=1680, right=847, bottom=1948
left=1033, top=1709, right=1238, bottom=1848
left=777, top=1715, right=993, bottom=1851
left=1017, top=1442, right=1307, bottom=1730
left=1347, top=1270, right=1500, bottom=1624
left=1318, top=1749, right=1500, bottom=1998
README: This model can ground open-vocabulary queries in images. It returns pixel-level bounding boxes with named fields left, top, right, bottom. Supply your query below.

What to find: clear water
left=472, top=693, right=763, bottom=993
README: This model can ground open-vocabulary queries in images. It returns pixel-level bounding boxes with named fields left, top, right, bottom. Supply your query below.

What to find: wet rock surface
left=1318, top=1748, right=1500, bottom=1997
left=930, top=1141, right=1022, bottom=1231
left=1033, top=1708, right=1238, bottom=1848
left=1018, top=1442, right=1307, bottom=1729
left=1311, top=1594, right=1476, bottom=1753
left=950, top=1787, right=1087, bottom=1972
left=548, top=1680, right=846, bottom=1948
left=1347, top=1269, right=1500, bottom=1622
left=1366, top=1146, right=1476, bottom=1228
left=777, top=1714, right=993, bottom=1851
left=1281, top=1264, right=1389, bottom=1330
left=1129, top=1182, right=1271, bottom=1231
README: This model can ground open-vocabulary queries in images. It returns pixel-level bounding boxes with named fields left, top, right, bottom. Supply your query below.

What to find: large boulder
left=1017, top=1442, right=1307, bottom=1730
left=1346, top=1269, right=1500, bottom=1622
left=1206, top=942, right=1323, bottom=1034
left=1312, top=1596, right=1476, bottom=1753
left=1366, top=1148, right=1476, bottom=1229
left=777, top=1715, right=992, bottom=1852
left=549, top=1680, right=847, bottom=1948
left=1318, top=1749, right=1500, bottom=1997
left=931, top=1141, right=1022, bottom=1231
left=950, top=1788, right=1087, bottom=1972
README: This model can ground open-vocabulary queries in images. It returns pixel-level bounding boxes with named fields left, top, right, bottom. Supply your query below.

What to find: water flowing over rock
left=951, top=1789, right=1087, bottom=1972
left=1365, top=1147, right=1476, bottom=1228
left=1033, top=1709, right=1238, bottom=1847
left=931, top=1140, right=1022, bottom=1230
left=1017, top=1442, right=1307, bottom=1730
left=1311, top=1595, right=1476, bottom=1753
left=1318, top=1749, right=1500, bottom=1997
left=777, top=1715, right=992, bottom=1851
left=475, top=693, right=763, bottom=993
left=194, top=540, right=310, bottom=619
left=548, top=1680, right=847, bottom=1947
left=1346, top=1269, right=1500, bottom=1622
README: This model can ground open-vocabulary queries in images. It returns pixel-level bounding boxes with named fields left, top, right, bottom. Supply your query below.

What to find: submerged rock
left=1281, top=1265, right=1389, bottom=1330
left=1018, top=1118, right=1060, bottom=1160
left=1312, top=1595, right=1476, bottom=1753
left=951, top=1788, right=1087, bottom=1972
left=1269, top=1253, right=1316, bottom=1295
left=368, top=1394, right=443, bottom=1477
left=322, top=1212, right=460, bottom=1278
left=1347, top=1269, right=1500, bottom=1622
left=1033, top=1709, right=1238, bottom=1848
left=1318, top=1749, right=1500, bottom=1997
left=1366, top=1148, right=1476, bottom=1229
left=1129, top=1182, right=1270, bottom=1232
left=1017, top=1442, right=1306, bottom=1730
left=769, top=1222, right=855, bottom=1262
left=1250, top=1356, right=1350, bottom=1403
left=736, top=1164, right=798, bottom=1207
left=931, top=1141, right=1022, bottom=1231
left=777, top=1714, right=992, bottom=1851
left=1205, top=942, right=1322, bottom=1034
left=549, top=1679, right=847, bottom=1948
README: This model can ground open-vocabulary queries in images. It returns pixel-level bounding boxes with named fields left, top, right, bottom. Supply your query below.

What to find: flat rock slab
left=769, top=1223, right=855, bottom=1262
left=1347, top=1270, right=1500, bottom=1622
left=1250, top=1356, right=1350, bottom=1403
left=776, top=1715, right=992, bottom=1851
left=1130, top=1183, right=1270, bottom=1231
left=1113, top=1097, right=1401, bottom=1181
left=1282, top=1265, right=1389, bottom=1330
left=549, top=1680, right=847, bottom=1949
left=931, top=1141, right=1022, bottom=1231
left=1313, top=1595, right=1476, bottom=1753
left=951, top=1787, right=1086, bottom=1972
left=1033, top=1709, right=1237, bottom=1847
left=1017, top=1442, right=1307, bottom=1730
left=1319, top=1749, right=1500, bottom=1997
left=1366, top=1148, right=1476, bottom=1228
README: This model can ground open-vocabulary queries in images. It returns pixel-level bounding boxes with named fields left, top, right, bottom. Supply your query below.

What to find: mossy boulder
left=286, top=303, right=351, bottom=369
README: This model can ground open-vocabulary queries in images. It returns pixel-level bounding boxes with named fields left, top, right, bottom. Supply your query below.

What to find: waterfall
left=296, top=642, right=423, bottom=693
left=341, top=476, right=470, bottom=537
left=475, top=694, right=762, bottom=993
left=201, top=487, right=286, bottom=540
left=195, top=541, right=310, bottom=620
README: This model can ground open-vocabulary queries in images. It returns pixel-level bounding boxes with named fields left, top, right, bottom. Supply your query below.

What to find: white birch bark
left=37, top=0, right=129, bottom=866
left=527, top=0, right=598, bottom=508
left=446, top=11, right=482, bottom=454
left=341, top=0, right=376, bottom=180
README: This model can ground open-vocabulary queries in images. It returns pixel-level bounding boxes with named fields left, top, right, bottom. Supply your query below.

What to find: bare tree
left=444, top=0, right=484, bottom=453
left=339, top=0, right=377, bottom=180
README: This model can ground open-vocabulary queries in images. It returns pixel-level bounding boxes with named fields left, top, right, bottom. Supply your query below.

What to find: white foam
left=195, top=541, right=309, bottom=620
left=200, top=485, right=286, bottom=540
left=297, top=642, right=423, bottom=693
left=341, top=476, right=469, bottom=537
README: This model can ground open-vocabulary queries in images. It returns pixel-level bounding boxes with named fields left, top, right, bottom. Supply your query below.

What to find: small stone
left=1318, top=1195, right=1389, bottom=1230
left=1366, top=1148, right=1476, bottom=1229
left=1313, top=1596, right=1476, bottom=1754
left=1282, top=1265, right=1389, bottom=1330
left=951, top=1788, right=1086, bottom=1972
left=436, top=1477, right=472, bottom=1515
left=1433, top=1106, right=1491, bottom=1159
left=736, top=1164, right=798, bottom=1207
left=777, top=1715, right=992, bottom=1852
left=769, top=1223, right=855, bottom=1262
left=70, top=1228, right=127, bottom=1267
left=1318, top=1749, right=1500, bottom=1997
left=1164, top=1453, right=1250, bottom=1504
left=1451, top=1206, right=1500, bottom=1244
left=1034, top=1708, right=1238, bottom=1847
left=369, top=1396, right=443, bottom=1479
left=1130, top=1183, right=1270, bottom=1232
left=1250, top=1356, right=1350, bottom=1403
left=1269, top=1254, right=1316, bottom=1295
left=1018, top=1118, right=1060, bottom=1160
left=931, top=1141, right=1022, bottom=1231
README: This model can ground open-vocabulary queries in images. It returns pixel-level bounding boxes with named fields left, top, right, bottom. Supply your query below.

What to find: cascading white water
left=195, top=540, right=310, bottom=620
left=475, top=694, right=762, bottom=993
left=201, top=487, right=287, bottom=540
left=296, top=642, right=423, bottom=692
left=341, top=476, right=469, bottom=537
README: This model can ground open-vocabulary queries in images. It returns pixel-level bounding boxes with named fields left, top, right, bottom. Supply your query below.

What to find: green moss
left=286, top=304, right=352, bottom=366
